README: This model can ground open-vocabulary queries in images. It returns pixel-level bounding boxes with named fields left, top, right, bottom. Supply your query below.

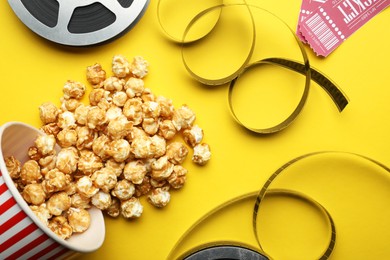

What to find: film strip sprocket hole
left=167, top=151, right=390, bottom=259
left=157, top=1, right=349, bottom=134
left=8, top=0, right=150, bottom=46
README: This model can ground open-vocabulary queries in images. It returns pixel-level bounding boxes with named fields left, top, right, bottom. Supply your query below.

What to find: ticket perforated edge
left=297, top=0, right=329, bottom=43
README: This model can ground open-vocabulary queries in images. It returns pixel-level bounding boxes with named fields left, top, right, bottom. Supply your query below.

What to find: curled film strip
left=167, top=151, right=390, bottom=259
left=157, top=1, right=349, bottom=134
left=8, top=0, right=150, bottom=46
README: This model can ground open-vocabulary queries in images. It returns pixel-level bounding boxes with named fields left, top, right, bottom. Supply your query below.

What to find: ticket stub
left=297, top=0, right=390, bottom=57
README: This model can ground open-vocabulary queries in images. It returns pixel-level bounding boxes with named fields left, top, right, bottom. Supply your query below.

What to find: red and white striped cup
left=0, top=122, right=105, bottom=259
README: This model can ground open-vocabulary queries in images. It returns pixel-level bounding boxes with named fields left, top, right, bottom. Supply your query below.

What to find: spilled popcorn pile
left=5, top=55, right=211, bottom=239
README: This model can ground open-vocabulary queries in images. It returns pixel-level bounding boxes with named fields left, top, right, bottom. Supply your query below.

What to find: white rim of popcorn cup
left=0, top=121, right=105, bottom=259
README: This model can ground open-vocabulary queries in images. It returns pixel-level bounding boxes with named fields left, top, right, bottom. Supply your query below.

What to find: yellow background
left=1, top=0, right=390, bottom=259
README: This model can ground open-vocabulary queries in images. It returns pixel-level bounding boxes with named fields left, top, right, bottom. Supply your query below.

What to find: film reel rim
left=7, top=0, right=150, bottom=46
left=181, top=243, right=269, bottom=260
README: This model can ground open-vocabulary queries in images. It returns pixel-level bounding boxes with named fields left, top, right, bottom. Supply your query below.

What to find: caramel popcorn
left=91, top=191, right=112, bottom=210
left=143, top=101, right=161, bottom=118
left=74, top=104, right=90, bottom=125
left=40, top=123, right=61, bottom=136
left=47, top=191, right=71, bottom=216
left=57, top=111, right=77, bottom=129
left=87, top=106, right=106, bottom=130
left=20, top=160, right=42, bottom=185
left=106, top=105, right=123, bottom=121
left=104, top=76, right=125, bottom=92
left=107, top=115, right=132, bottom=140
left=107, top=139, right=131, bottom=162
left=166, top=142, right=188, bottom=165
left=64, top=182, right=77, bottom=196
left=67, top=207, right=91, bottom=233
left=87, top=63, right=106, bottom=85
left=134, top=175, right=152, bottom=197
left=9, top=54, right=211, bottom=240
left=151, top=135, right=166, bottom=158
left=57, top=128, right=77, bottom=148
left=168, top=165, right=188, bottom=189
left=105, top=159, right=125, bottom=177
left=30, top=204, right=51, bottom=226
left=76, top=176, right=99, bottom=198
left=60, top=98, right=81, bottom=112
left=39, top=154, right=56, bottom=175
left=71, top=193, right=91, bottom=209
left=112, top=91, right=128, bottom=107
left=42, top=168, right=71, bottom=193
left=39, top=102, right=59, bottom=124
left=142, top=158, right=155, bottom=173
left=123, top=160, right=147, bottom=185
left=130, top=130, right=153, bottom=159
left=172, top=105, right=196, bottom=130
left=92, top=134, right=111, bottom=160
left=91, top=168, right=117, bottom=193
left=141, top=88, right=155, bottom=102
left=56, top=147, right=79, bottom=174
left=76, top=126, right=96, bottom=150
left=121, top=197, right=143, bottom=218
left=112, top=55, right=130, bottom=78
left=28, top=146, right=42, bottom=161
left=130, top=56, right=149, bottom=78
left=156, top=96, right=175, bottom=119
left=142, top=117, right=159, bottom=135
left=48, top=216, right=73, bottom=239
left=23, top=183, right=46, bottom=205
left=158, top=120, right=176, bottom=140
left=5, top=156, right=21, bottom=179
left=35, top=134, right=56, bottom=156
left=63, top=80, right=86, bottom=100
left=192, top=143, right=211, bottom=165
left=89, top=88, right=109, bottom=106
left=124, top=77, right=144, bottom=98
left=111, top=179, right=135, bottom=200
left=151, top=156, right=174, bottom=181
left=183, top=125, right=203, bottom=148
left=105, top=197, right=121, bottom=217
left=148, top=187, right=170, bottom=208
left=78, top=149, right=103, bottom=175
left=123, top=98, right=143, bottom=125
left=150, top=178, right=167, bottom=188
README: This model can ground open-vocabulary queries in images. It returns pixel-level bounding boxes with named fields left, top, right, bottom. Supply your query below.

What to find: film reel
left=8, top=0, right=150, bottom=46
left=183, top=244, right=268, bottom=260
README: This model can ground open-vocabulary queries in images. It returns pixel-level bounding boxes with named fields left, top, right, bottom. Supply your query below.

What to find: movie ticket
left=297, top=0, right=390, bottom=57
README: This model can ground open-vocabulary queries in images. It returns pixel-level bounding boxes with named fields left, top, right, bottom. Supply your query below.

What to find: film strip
left=157, top=1, right=349, bottom=134
left=167, top=151, right=390, bottom=259
left=7, top=0, right=150, bottom=46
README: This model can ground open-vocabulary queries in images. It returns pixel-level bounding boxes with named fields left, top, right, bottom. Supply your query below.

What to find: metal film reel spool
left=8, top=0, right=150, bottom=46
left=183, top=245, right=268, bottom=260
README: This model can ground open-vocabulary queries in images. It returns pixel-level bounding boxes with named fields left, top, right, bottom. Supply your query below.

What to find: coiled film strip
left=157, top=1, right=349, bottom=134
left=8, top=0, right=150, bottom=46
left=168, top=151, right=390, bottom=259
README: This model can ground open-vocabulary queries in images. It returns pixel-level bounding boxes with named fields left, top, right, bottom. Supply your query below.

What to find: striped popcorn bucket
left=0, top=122, right=105, bottom=259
